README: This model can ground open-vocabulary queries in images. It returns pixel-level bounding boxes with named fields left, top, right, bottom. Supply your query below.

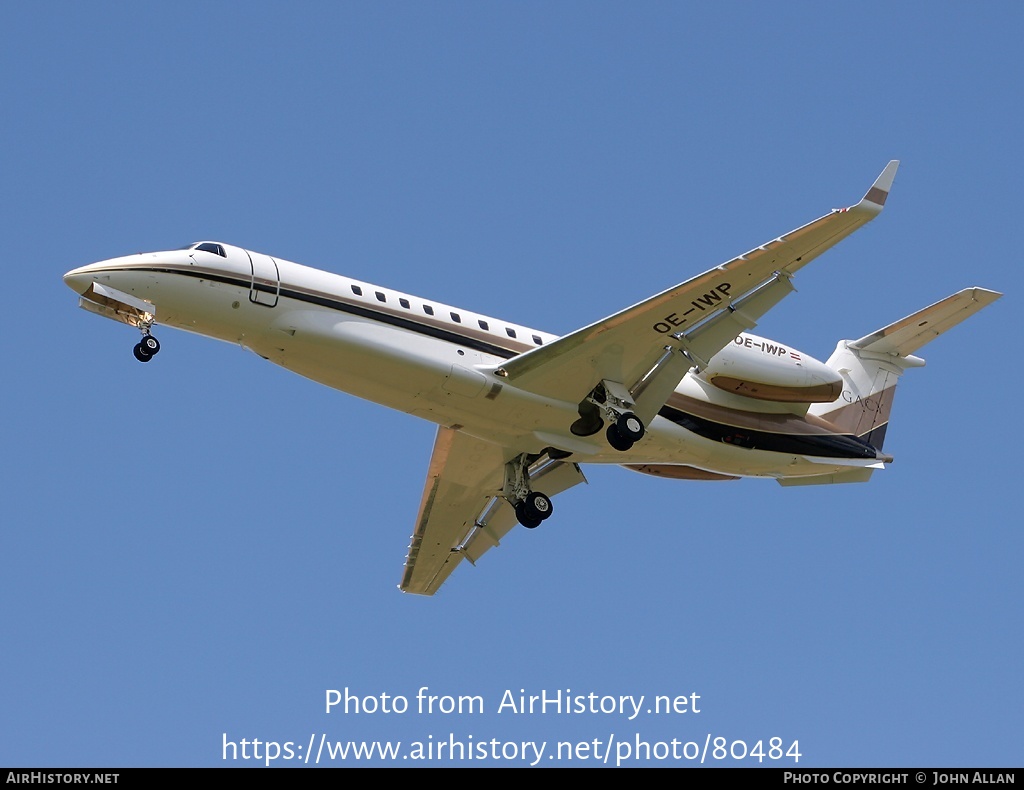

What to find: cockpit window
left=194, top=242, right=226, bottom=257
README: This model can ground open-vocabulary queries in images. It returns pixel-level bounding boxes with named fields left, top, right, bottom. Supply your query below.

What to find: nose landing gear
left=133, top=333, right=161, bottom=363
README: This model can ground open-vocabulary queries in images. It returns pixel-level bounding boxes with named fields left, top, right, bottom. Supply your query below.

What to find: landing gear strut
left=504, top=455, right=554, bottom=529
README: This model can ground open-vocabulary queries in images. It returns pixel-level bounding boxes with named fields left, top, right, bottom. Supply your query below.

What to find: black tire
left=523, top=491, right=553, bottom=521
left=606, top=423, right=633, bottom=452
left=515, top=502, right=542, bottom=529
left=133, top=343, right=153, bottom=363
left=616, top=412, right=645, bottom=441
left=140, top=335, right=160, bottom=355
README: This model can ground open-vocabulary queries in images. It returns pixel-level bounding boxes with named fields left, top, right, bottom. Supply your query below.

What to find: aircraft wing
left=400, top=427, right=587, bottom=595
left=497, top=162, right=900, bottom=414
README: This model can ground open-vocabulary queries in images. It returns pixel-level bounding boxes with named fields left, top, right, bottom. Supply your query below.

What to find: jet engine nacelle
left=698, top=332, right=842, bottom=404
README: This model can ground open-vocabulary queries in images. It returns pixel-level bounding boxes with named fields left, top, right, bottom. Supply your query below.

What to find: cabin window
left=399, top=298, right=410, bottom=309
left=450, top=312, right=462, bottom=323
left=351, top=285, right=362, bottom=296
left=506, top=327, right=517, bottom=338
left=195, top=242, right=226, bottom=257
left=375, top=291, right=386, bottom=303
left=423, top=305, right=434, bottom=316
left=533, top=335, right=543, bottom=345
left=478, top=319, right=489, bottom=330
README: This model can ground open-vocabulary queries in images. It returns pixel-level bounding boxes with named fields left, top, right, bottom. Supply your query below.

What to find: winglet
left=860, top=160, right=900, bottom=208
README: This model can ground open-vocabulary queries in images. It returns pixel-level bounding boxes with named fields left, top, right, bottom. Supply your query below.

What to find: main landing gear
left=505, top=455, right=555, bottom=530
left=132, top=333, right=161, bottom=363
left=515, top=491, right=553, bottom=530
left=577, top=380, right=647, bottom=452
left=606, top=411, right=645, bottom=452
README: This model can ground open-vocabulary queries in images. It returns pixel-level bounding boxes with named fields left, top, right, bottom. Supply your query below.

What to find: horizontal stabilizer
left=850, top=287, right=1002, bottom=358
left=777, top=468, right=875, bottom=486
left=813, top=286, right=1000, bottom=451
left=798, top=456, right=887, bottom=469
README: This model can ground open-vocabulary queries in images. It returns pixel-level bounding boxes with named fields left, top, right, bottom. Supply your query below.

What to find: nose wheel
left=133, top=334, right=161, bottom=363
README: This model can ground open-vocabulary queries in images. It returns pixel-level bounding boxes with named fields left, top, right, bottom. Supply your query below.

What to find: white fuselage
left=63, top=242, right=875, bottom=480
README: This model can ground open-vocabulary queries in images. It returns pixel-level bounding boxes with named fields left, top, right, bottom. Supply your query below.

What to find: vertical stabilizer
left=811, top=288, right=1001, bottom=449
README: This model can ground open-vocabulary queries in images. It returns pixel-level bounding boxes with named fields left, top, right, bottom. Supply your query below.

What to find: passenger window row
left=348, top=283, right=543, bottom=345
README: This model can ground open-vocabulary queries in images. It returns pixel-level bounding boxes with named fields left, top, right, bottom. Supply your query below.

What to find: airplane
left=63, top=161, right=1000, bottom=595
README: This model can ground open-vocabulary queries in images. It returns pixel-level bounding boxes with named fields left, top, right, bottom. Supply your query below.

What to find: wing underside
left=400, top=427, right=587, bottom=595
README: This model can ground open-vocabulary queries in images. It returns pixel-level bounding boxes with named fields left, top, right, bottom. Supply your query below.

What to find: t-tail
left=810, top=287, right=1002, bottom=452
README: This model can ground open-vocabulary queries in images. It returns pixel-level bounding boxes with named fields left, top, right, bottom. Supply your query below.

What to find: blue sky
left=1, top=2, right=1020, bottom=768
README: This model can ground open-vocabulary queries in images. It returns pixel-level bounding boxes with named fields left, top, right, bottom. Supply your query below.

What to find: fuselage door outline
left=247, top=250, right=280, bottom=307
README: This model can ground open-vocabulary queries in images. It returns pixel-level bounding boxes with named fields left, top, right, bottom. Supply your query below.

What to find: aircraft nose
left=63, top=258, right=120, bottom=295
left=63, top=265, right=96, bottom=295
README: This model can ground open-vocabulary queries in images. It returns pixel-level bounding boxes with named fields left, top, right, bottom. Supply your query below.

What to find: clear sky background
left=1, top=2, right=1020, bottom=768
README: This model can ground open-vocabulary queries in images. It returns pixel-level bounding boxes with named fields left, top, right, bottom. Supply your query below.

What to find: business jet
left=63, top=161, right=1000, bottom=595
